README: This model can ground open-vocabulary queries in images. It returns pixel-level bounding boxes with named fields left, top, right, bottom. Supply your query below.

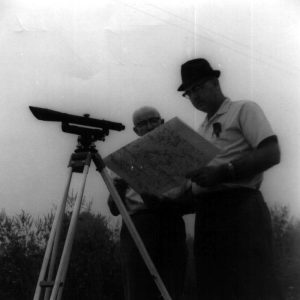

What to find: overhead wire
left=112, top=0, right=300, bottom=76
left=148, top=3, right=300, bottom=73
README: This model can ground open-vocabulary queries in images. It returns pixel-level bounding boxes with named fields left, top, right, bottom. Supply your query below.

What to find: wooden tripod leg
left=33, top=168, right=73, bottom=300
left=43, top=168, right=73, bottom=300
left=49, top=153, right=92, bottom=300
left=93, top=153, right=172, bottom=300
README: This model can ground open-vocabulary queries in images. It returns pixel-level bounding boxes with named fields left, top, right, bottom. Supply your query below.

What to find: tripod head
left=29, top=106, right=126, bottom=151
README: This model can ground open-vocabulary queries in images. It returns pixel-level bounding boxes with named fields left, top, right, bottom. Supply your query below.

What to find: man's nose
left=189, top=93, right=197, bottom=102
left=146, top=121, right=154, bottom=129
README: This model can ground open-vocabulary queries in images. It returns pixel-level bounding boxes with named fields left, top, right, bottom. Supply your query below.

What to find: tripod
left=33, top=128, right=172, bottom=300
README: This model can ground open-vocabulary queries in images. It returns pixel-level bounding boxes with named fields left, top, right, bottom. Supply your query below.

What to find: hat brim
left=177, top=70, right=220, bottom=91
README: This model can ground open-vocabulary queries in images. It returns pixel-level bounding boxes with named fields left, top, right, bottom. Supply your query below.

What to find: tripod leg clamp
left=92, top=153, right=106, bottom=172
left=69, top=152, right=92, bottom=173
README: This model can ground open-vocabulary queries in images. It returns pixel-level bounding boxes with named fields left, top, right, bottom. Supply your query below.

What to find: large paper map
left=104, top=117, right=219, bottom=196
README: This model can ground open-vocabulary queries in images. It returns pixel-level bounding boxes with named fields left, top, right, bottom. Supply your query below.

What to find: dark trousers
left=120, top=211, right=187, bottom=300
left=194, top=188, right=283, bottom=300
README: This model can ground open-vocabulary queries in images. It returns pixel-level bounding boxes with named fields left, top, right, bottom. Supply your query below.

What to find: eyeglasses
left=182, top=83, right=206, bottom=99
left=135, top=117, right=161, bottom=128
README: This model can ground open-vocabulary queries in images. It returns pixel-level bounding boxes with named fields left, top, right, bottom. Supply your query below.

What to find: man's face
left=133, top=110, right=163, bottom=136
left=183, top=80, right=216, bottom=113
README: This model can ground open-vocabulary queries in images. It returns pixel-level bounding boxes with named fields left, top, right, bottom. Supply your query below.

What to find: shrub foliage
left=0, top=204, right=299, bottom=300
left=0, top=209, right=123, bottom=300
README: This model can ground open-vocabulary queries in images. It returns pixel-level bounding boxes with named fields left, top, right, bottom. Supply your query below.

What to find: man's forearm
left=229, top=136, right=280, bottom=181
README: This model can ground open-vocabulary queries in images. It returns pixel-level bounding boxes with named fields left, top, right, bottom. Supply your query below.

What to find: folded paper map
left=104, top=117, right=219, bottom=196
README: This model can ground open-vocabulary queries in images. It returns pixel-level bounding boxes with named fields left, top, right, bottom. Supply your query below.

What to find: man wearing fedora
left=178, top=58, right=283, bottom=299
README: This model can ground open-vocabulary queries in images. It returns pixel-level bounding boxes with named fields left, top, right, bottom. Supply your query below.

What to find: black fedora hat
left=177, top=58, right=220, bottom=91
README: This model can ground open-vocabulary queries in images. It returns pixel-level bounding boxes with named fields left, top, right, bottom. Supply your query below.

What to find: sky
left=0, top=0, right=300, bottom=231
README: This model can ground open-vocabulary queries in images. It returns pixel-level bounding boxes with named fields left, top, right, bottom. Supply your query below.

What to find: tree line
left=0, top=204, right=299, bottom=300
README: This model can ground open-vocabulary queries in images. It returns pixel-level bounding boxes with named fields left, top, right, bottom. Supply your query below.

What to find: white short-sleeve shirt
left=196, top=98, right=274, bottom=191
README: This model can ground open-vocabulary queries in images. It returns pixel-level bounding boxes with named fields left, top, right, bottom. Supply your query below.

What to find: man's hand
left=107, top=178, right=128, bottom=216
left=141, top=193, right=162, bottom=209
left=186, top=165, right=227, bottom=187
left=113, top=178, right=129, bottom=198
left=107, top=195, right=120, bottom=216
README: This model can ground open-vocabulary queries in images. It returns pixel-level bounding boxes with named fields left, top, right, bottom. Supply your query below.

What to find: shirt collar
left=202, top=98, right=231, bottom=125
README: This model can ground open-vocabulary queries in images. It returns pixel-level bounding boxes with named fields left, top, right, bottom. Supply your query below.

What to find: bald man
left=107, top=107, right=191, bottom=300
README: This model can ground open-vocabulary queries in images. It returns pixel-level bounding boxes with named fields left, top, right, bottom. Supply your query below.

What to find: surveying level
left=30, top=107, right=172, bottom=300
left=29, top=106, right=125, bottom=132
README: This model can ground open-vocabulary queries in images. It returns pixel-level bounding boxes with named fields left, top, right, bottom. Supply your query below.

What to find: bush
left=0, top=209, right=123, bottom=300
left=63, top=211, right=123, bottom=300
left=0, top=210, right=48, bottom=300
left=1, top=204, right=299, bottom=300
left=271, top=206, right=300, bottom=300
